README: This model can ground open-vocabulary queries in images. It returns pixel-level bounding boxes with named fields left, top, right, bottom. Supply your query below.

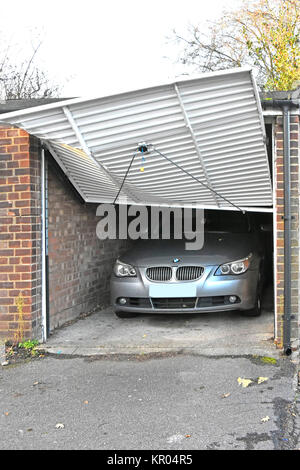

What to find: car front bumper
left=111, top=265, right=259, bottom=314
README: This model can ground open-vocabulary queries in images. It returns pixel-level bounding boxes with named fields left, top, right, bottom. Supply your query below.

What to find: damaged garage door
left=0, top=67, right=272, bottom=211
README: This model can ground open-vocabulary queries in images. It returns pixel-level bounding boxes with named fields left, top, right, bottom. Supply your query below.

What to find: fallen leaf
left=261, top=416, right=270, bottom=423
left=257, top=377, right=269, bottom=384
left=260, top=356, right=277, bottom=365
left=167, top=434, right=185, bottom=444
left=237, top=377, right=253, bottom=388
left=55, top=423, right=65, bottom=429
left=221, top=393, right=231, bottom=398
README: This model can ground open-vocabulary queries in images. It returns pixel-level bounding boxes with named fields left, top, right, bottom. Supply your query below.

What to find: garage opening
left=114, top=205, right=274, bottom=319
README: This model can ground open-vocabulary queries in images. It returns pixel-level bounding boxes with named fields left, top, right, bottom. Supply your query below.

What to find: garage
left=0, top=67, right=299, bottom=354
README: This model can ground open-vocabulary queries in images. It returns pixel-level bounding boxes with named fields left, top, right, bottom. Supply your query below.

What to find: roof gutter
left=262, top=98, right=299, bottom=355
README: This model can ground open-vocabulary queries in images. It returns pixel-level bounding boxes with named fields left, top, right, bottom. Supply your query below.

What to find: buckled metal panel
left=0, top=67, right=273, bottom=211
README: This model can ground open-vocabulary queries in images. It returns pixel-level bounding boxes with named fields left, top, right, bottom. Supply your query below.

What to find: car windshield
left=123, top=207, right=251, bottom=238
left=204, top=211, right=250, bottom=233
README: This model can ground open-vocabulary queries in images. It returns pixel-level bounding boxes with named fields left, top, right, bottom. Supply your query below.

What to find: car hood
left=120, top=232, right=258, bottom=267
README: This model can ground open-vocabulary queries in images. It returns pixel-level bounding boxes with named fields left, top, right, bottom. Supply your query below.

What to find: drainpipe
left=281, top=103, right=292, bottom=356
left=268, top=99, right=298, bottom=355
left=262, top=97, right=299, bottom=355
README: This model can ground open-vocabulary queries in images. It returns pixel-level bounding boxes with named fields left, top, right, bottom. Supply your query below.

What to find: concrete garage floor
left=41, top=287, right=280, bottom=358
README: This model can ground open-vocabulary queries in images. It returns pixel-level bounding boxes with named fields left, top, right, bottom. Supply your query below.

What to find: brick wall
left=47, top=159, right=130, bottom=330
left=0, top=127, right=42, bottom=341
left=274, top=115, right=299, bottom=349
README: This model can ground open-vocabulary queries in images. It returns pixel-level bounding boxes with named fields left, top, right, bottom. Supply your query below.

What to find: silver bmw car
left=110, top=212, right=270, bottom=318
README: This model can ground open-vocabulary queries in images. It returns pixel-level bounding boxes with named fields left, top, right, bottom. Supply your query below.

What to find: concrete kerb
left=35, top=344, right=286, bottom=360
left=0, top=340, right=8, bottom=366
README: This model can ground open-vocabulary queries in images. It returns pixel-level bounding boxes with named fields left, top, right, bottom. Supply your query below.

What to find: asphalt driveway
left=41, top=287, right=278, bottom=358
left=0, top=353, right=299, bottom=450
left=1, top=287, right=299, bottom=451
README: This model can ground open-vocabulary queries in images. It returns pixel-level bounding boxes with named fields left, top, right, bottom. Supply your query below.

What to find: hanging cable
left=152, top=146, right=245, bottom=213
left=113, top=152, right=138, bottom=205
left=113, top=144, right=245, bottom=213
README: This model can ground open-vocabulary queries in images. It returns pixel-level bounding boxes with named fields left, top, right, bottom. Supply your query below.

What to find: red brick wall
left=0, top=128, right=131, bottom=339
left=47, top=160, right=130, bottom=330
left=0, top=127, right=42, bottom=341
left=274, top=115, right=299, bottom=349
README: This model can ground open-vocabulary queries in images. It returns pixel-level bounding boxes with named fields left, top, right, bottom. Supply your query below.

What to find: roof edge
left=0, top=67, right=252, bottom=120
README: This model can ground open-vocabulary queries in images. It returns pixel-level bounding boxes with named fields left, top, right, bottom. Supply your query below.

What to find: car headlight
left=215, top=254, right=252, bottom=276
left=114, top=259, right=137, bottom=277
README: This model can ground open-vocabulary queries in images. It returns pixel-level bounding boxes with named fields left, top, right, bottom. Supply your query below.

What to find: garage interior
left=1, top=67, right=294, bottom=353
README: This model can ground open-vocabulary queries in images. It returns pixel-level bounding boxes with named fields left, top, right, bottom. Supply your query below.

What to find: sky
left=0, top=0, right=244, bottom=98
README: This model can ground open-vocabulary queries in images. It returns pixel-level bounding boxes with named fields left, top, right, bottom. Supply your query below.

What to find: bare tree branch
left=0, top=35, right=61, bottom=99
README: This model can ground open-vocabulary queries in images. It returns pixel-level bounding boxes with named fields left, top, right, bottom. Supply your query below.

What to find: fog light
left=119, top=298, right=127, bottom=305
left=229, top=296, right=237, bottom=304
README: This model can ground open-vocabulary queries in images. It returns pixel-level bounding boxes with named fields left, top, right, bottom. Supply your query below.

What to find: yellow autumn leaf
left=257, top=377, right=269, bottom=384
left=261, top=416, right=270, bottom=423
left=237, top=377, right=253, bottom=388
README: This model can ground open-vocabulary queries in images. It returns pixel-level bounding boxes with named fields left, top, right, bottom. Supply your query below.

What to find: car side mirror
left=260, top=224, right=272, bottom=232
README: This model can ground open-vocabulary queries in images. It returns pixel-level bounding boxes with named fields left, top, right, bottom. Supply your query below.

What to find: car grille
left=197, top=296, right=240, bottom=307
left=176, top=266, right=204, bottom=281
left=197, top=296, right=227, bottom=307
left=146, top=266, right=204, bottom=282
left=146, top=267, right=172, bottom=281
left=126, top=298, right=152, bottom=308
left=150, top=296, right=240, bottom=310
left=117, top=296, right=241, bottom=310
left=151, top=298, right=197, bottom=309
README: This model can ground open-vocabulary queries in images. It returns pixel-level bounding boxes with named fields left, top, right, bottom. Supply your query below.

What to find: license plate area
left=149, top=283, right=197, bottom=298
